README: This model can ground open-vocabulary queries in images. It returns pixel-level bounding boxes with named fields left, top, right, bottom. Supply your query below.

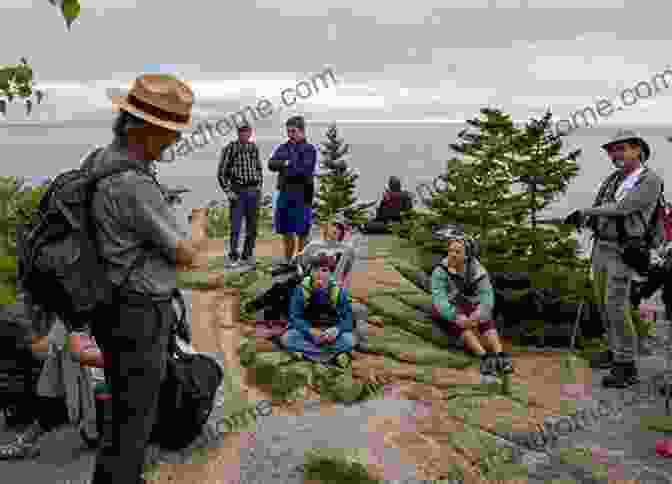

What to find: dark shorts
left=431, top=302, right=496, bottom=339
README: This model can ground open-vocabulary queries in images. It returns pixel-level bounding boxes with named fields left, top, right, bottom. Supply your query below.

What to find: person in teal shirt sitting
left=430, top=225, right=513, bottom=379
left=279, top=255, right=356, bottom=367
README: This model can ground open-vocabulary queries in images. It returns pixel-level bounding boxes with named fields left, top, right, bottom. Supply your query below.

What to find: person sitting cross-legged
left=429, top=226, right=514, bottom=378
left=278, top=255, right=357, bottom=367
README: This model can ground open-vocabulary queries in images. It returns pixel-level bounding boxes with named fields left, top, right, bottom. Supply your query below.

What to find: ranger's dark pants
left=90, top=289, right=175, bottom=484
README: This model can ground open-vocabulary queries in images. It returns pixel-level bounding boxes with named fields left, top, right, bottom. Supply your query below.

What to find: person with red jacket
left=364, top=176, right=413, bottom=233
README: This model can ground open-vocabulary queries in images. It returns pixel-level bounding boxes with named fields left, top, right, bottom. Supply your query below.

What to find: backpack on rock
left=149, top=333, right=224, bottom=451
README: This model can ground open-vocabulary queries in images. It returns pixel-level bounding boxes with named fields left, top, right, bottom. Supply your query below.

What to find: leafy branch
left=0, top=58, right=46, bottom=117
left=48, top=0, right=81, bottom=31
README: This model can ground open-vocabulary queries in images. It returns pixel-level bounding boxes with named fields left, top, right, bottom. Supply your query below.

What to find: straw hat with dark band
left=108, top=74, right=194, bottom=132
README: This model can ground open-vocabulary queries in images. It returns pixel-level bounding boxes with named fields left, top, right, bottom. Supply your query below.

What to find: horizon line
left=0, top=118, right=668, bottom=128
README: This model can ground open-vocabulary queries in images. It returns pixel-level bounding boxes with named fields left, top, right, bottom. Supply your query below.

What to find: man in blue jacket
left=268, top=116, right=317, bottom=265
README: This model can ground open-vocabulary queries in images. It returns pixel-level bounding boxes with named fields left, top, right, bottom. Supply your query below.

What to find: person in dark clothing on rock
left=364, top=176, right=413, bottom=233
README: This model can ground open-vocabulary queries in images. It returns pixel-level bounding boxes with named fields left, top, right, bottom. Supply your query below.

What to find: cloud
left=252, top=0, right=490, bottom=23
left=527, top=0, right=625, bottom=7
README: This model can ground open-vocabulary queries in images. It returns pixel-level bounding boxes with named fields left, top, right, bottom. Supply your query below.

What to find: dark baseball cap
left=237, top=123, right=252, bottom=131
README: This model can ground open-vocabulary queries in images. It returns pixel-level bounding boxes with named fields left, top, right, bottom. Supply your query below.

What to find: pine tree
left=504, top=110, right=589, bottom=302
left=395, top=108, right=522, bottom=271
left=394, top=108, right=588, bottom=281
left=314, top=123, right=369, bottom=226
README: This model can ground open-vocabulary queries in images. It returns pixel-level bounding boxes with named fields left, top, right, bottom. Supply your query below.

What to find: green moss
left=396, top=293, right=432, bottom=310
left=640, top=415, right=672, bottom=433
left=388, top=258, right=432, bottom=294
left=303, top=448, right=381, bottom=484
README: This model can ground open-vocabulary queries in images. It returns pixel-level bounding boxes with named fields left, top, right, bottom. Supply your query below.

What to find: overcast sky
left=2, top=0, right=672, bottom=128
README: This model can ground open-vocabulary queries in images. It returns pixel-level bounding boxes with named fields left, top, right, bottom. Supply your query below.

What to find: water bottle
left=94, top=382, right=113, bottom=445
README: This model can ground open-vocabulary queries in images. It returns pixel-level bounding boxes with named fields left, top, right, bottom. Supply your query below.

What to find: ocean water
left=2, top=121, right=671, bottom=256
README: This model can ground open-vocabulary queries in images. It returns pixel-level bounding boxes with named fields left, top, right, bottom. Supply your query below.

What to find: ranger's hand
left=564, top=209, right=585, bottom=228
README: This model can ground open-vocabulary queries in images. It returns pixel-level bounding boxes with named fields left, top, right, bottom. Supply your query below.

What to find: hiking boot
left=639, top=337, right=656, bottom=356
left=602, top=361, right=639, bottom=388
left=590, top=350, right=614, bottom=369
left=496, top=352, right=514, bottom=374
left=0, top=421, right=44, bottom=460
left=480, top=353, right=498, bottom=377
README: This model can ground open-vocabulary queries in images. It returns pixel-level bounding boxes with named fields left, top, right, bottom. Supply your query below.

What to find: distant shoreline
left=2, top=119, right=672, bottom=131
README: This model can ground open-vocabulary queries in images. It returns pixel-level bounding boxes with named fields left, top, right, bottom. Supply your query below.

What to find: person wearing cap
left=430, top=226, right=513, bottom=378
left=268, top=116, right=318, bottom=265
left=85, top=73, right=207, bottom=484
left=279, top=254, right=356, bottom=367
left=217, top=123, right=263, bottom=266
left=564, top=129, right=663, bottom=388
left=297, top=214, right=356, bottom=288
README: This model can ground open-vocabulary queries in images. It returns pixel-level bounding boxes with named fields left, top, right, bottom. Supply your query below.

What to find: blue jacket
left=268, top=141, right=317, bottom=192
left=288, top=276, right=354, bottom=346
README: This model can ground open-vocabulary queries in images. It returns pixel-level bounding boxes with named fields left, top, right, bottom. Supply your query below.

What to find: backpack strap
left=615, top=168, right=662, bottom=246
left=85, top=156, right=155, bottom=291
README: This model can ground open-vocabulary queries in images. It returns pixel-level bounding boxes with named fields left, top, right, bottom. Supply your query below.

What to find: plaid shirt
left=217, top=141, right=262, bottom=194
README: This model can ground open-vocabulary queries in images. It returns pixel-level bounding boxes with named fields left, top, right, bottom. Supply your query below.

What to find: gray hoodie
left=297, top=239, right=356, bottom=284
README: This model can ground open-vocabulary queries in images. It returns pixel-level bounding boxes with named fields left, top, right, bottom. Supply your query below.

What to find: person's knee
left=279, top=329, right=301, bottom=347
left=339, top=331, right=356, bottom=351
left=352, top=303, right=368, bottom=321
left=478, top=320, right=497, bottom=334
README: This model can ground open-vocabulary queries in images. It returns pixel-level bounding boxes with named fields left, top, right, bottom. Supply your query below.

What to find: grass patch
left=558, top=446, right=613, bottom=481
left=640, top=415, right=672, bottom=433
left=303, top=448, right=381, bottom=484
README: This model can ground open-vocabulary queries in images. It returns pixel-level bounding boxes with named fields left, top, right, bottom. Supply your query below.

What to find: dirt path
left=150, top=217, right=595, bottom=483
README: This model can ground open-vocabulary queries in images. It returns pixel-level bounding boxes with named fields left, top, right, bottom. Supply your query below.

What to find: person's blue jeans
left=229, top=188, right=261, bottom=259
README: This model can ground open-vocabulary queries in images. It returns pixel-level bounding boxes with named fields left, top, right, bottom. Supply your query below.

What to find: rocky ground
left=4, top=232, right=672, bottom=483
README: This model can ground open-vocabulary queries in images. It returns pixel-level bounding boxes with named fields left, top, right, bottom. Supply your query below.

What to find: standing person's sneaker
left=228, top=252, right=240, bottom=267
left=496, top=352, right=514, bottom=374
left=602, top=361, right=639, bottom=388
left=0, top=421, right=44, bottom=460
left=590, top=349, right=614, bottom=369
left=240, top=255, right=256, bottom=266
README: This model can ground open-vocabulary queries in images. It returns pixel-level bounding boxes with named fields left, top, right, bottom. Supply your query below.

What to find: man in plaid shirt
left=217, top=123, right=263, bottom=265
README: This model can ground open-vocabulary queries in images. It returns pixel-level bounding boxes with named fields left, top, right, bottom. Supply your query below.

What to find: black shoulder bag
left=615, top=170, right=661, bottom=275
